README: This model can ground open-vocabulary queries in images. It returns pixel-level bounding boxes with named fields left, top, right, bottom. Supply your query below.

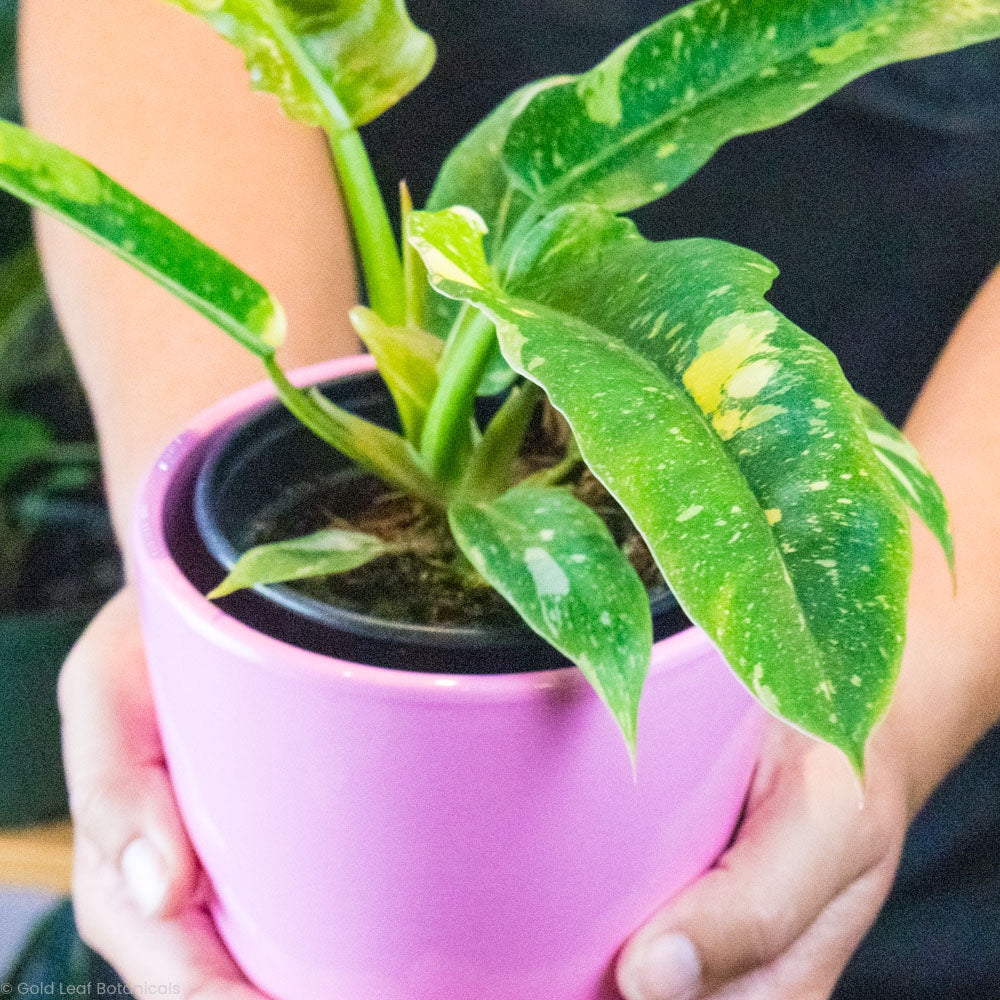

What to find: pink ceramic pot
left=132, top=354, right=766, bottom=1000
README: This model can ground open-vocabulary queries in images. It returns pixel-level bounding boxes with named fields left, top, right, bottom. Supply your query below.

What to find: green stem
left=263, top=357, right=444, bottom=508
left=327, top=129, right=405, bottom=326
left=419, top=306, right=499, bottom=481
left=261, top=12, right=405, bottom=327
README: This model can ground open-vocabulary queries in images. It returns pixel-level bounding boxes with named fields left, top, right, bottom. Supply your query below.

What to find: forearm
left=19, top=0, right=359, bottom=553
left=881, top=265, right=1000, bottom=813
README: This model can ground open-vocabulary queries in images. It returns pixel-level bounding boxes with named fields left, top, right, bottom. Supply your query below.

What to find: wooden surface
left=0, top=821, right=73, bottom=894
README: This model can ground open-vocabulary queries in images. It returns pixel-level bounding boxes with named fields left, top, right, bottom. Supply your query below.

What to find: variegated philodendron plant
left=2, top=0, right=988, bottom=773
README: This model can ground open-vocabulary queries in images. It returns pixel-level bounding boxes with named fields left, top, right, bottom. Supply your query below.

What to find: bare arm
left=887, top=265, right=1000, bottom=811
left=21, top=3, right=359, bottom=994
left=19, top=0, right=359, bottom=549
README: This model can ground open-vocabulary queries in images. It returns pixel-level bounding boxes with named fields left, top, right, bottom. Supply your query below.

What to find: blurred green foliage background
left=0, top=0, right=120, bottom=830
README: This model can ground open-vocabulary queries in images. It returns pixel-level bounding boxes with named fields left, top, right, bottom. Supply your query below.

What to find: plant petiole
left=326, top=127, right=406, bottom=327
left=263, top=357, right=445, bottom=509
left=418, top=305, right=500, bottom=481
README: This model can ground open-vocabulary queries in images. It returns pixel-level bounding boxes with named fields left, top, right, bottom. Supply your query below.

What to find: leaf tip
left=617, top=710, right=640, bottom=779
left=399, top=179, right=413, bottom=216
left=259, top=298, right=287, bottom=350
left=945, top=537, right=957, bottom=594
left=205, top=579, right=237, bottom=601
left=843, top=738, right=867, bottom=790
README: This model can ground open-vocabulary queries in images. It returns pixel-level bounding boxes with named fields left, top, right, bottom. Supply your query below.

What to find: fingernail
left=121, top=837, right=169, bottom=917
left=619, top=933, right=702, bottom=1000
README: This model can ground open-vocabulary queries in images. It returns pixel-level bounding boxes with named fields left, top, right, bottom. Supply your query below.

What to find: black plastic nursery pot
left=192, top=367, right=690, bottom=673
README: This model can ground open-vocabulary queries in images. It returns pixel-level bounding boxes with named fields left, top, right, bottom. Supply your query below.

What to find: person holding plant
left=15, top=0, right=1000, bottom=998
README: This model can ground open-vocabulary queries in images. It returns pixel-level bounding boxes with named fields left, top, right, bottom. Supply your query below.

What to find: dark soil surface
left=248, top=400, right=668, bottom=628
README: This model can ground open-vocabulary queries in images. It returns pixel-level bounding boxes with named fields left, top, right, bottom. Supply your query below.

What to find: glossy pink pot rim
left=133, top=352, right=715, bottom=696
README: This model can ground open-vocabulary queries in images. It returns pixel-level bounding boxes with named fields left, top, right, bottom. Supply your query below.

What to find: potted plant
left=0, top=0, right=983, bottom=996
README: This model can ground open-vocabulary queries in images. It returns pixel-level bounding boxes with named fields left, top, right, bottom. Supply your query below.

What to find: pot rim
left=132, top=354, right=710, bottom=701
left=193, top=365, right=682, bottom=655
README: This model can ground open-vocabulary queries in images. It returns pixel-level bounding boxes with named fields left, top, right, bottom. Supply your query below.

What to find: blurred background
left=0, top=0, right=122, bottom=982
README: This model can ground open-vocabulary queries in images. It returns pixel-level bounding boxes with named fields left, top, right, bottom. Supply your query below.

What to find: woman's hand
left=616, top=718, right=912, bottom=1000
left=59, top=588, right=268, bottom=999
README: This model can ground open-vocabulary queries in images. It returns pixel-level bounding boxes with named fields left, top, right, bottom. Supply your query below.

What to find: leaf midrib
left=248, top=0, right=355, bottom=132
left=485, top=291, right=843, bottom=695
left=509, top=0, right=898, bottom=213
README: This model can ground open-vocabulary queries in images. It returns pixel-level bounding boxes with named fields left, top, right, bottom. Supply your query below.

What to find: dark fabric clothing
left=366, top=5, right=1000, bottom=994
left=368, top=6, right=1000, bottom=424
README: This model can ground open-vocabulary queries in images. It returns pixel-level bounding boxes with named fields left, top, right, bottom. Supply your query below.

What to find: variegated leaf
left=425, top=79, right=573, bottom=394
left=449, top=482, right=652, bottom=755
left=0, top=121, right=284, bottom=357
left=858, top=396, right=954, bottom=577
left=498, top=0, right=1000, bottom=229
left=163, top=0, right=435, bottom=130
left=207, top=527, right=393, bottom=598
left=409, top=205, right=912, bottom=773
left=349, top=305, right=442, bottom=444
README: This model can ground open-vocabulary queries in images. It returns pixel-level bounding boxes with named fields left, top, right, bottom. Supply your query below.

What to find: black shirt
left=365, top=5, right=1000, bottom=995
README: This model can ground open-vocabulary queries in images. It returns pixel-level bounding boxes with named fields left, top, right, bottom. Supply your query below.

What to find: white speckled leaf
left=428, top=78, right=571, bottom=262
left=164, top=0, right=435, bottom=129
left=449, top=483, right=652, bottom=755
left=423, top=78, right=568, bottom=367
left=858, top=396, right=954, bottom=577
left=207, top=527, right=393, bottom=598
left=499, top=0, right=1000, bottom=224
left=0, top=121, right=284, bottom=357
left=410, top=205, right=912, bottom=773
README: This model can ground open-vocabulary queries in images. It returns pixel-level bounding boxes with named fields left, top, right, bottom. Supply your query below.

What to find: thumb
left=60, top=590, right=199, bottom=919
left=616, top=738, right=888, bottom=1000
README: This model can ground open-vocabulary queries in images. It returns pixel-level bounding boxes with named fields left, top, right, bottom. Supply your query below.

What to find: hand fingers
left=59, top=589, right=199, bottom=918
left=73, top=836, right=265, bottom=1000
left=702, top=852, right=897, bottom=1000
left=617, top=731, right=905, bottom=1000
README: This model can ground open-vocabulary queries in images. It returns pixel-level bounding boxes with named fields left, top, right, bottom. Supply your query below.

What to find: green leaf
left=0, top=412, right=53, bottom=490
left=164, top=0, right=435, bottom=130
left=207, top=527, right=393, bottom=599
left=348, top=305, right=442, bottom=445
left=449, top=482, right=652, bottom=755
left=497, top=0, right=1000, bottom=227
left=410, top=205, right=911, bottom=774
left=400, top=180, right=428, bottom=330
left=858, top=396, right=954, bottom=578
left=0, top=122, right=285, bottom=358
left=427, top=80, right=569, bottom=393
